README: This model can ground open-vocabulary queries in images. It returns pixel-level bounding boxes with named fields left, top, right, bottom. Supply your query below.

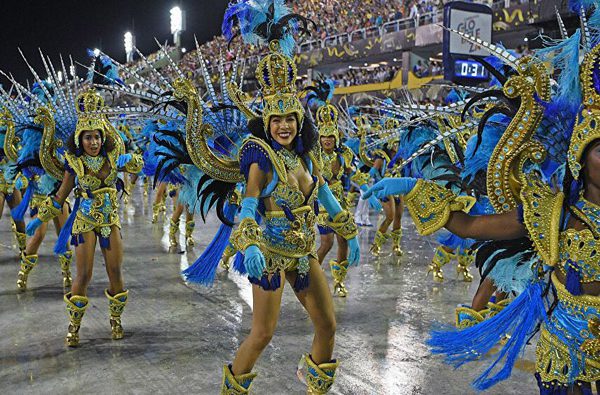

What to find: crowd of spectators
left=333, top=64, right=401, bottom=87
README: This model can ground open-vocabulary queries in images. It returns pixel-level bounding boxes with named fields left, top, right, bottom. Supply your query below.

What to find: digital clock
left=454, top=60, right=488, bottom=79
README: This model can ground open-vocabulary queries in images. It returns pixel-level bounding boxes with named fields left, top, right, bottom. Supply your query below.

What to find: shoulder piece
left=519, top=174, right=563, bottom=266
left=64, top=153, right=84, bottom=178
left=238, top=137, right=287, bottom=183
left=340, top=146, right=354, bottom=169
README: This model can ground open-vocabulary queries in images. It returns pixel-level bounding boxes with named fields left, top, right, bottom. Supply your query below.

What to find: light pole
left=124, top=32, right=135, bottom=63
left=170, top=6, right=186, bottom=48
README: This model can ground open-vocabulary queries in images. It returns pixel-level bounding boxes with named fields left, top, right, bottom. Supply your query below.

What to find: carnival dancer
left=27, top=86, right=143, bottom=346
left=364, top=13, right=600, bottom=391
left=0, top=110, right=27, bottom=255
left=0, top=79, right=73, bottom=290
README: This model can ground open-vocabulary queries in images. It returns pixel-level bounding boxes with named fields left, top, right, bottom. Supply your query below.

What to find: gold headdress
left=74, top=89, right=108, bottom=148
left=256, top=41, right=304, bottom=127
left=569, top=44, right=600, bottom=180
left=316, top=102, right=339, bottom=144
left=383, top=118, right=400, bottom=150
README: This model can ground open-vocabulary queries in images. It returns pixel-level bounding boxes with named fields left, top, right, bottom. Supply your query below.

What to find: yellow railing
left=334, top=71, right=442, bottom=95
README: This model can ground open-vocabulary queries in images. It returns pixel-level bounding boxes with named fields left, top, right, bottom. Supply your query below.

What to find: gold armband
left=405, top=179, right=468, bottom=236
left=37, top=197, right=62, bottom=223
left=123, top=154, right=144, bottom=174
left=230, top=218, right=263, bottom=251
left=351, top=171, right=370, bottom=186
left=327, top=210, right=358, bottom=240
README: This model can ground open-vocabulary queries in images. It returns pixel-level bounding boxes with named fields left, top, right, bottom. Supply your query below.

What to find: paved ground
left=0, top=185, right=537, bottom=394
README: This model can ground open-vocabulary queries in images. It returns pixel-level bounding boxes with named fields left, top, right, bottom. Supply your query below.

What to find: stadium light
left=170, top=6, right=186, bottom=47
left=93, top=48, right=101, bottom=57
left=124, top=32, right=135, bottom=63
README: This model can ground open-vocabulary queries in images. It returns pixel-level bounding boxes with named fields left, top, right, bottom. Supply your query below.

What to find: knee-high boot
left=105, top=289, right=129, bottom=340
left=59, top=251, right=73, bottom=287
left=64, top=292, right=89, bottom=347
left=17, top=253, right=38, bottom=290
left=329, top=260, right=349, bottom=297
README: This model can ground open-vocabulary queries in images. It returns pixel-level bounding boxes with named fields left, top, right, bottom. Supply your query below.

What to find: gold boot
left=169, top=218, right=180, bottom=247
left=329, top=260, right=349, bottom=297
left=17, top=253, right=38, bottom=291
left=427, top=246, right=453, bottom=283
left=390, top=228, right=403, bottom=256
left=14, top=230, right=27, bottom=254
left=64, top=292, right=88, bottom=347
left=59, top=251, right=73, bottom=288
left=300, top=354, right=339, bottom=394
left=456, top=248, right=474, bottom=282
left=185, top=220, right=195, bottom=246
left=370, top=231, right=388, bottom=257
left=455, top=305, right=488, bottom=329
left=221, top=364, right=256, bottom=394
left=152, top=202, right=164, bottom=223
left=487, top=298, right=510, bottom=318
left=105, top=289, right=129, bottom=340
left=143, top=178, right=149, bottom=197
left=221, top=244, right=236, bottom=271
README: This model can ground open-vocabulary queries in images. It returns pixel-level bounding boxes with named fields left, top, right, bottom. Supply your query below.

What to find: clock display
left=454, top=60, right=487, bottom=79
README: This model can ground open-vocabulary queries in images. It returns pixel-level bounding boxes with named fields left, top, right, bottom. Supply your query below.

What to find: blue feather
left=428, top=281, right=547, bottom=391
left=232, top=251, right=247, bottom=275
left=11, top=182, right=34, bottom=221
left=182, top=202, right=237, bottom=285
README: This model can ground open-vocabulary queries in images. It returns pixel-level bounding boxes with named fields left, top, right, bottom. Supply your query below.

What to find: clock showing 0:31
left=454, top=60, right=488, bottom=79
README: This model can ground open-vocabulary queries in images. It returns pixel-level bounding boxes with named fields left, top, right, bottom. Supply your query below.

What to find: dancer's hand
left=348, top=237, right=360, bottom=266
left=244, top=245, right=266, bottom=279
left=360, top=185, right=382, bottom=211
left=117, top=153, right=132, bottom=168
left=363, top=177, right=418, bottom=199
left=26, top=218, right=42, bottom=236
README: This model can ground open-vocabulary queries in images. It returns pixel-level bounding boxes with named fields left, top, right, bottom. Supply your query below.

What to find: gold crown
left=316, top=102, right=339, bottom=142
left=75, top=89, right=108, bottom=148
left=256, top=41, right=304, bottom=127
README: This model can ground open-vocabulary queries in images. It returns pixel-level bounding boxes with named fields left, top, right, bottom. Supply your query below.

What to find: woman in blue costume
left=218, top=2, right=360, bottom=391
left=363, top=11, right=600, bottom=392
left=0, top=79, right=73, bottom=290
left=0, top=110, right=27, bottom=255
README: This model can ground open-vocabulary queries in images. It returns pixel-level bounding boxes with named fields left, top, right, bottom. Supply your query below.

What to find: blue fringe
left=249, top=271, right=282, bottom=291
left=182, top=202, right=237, bottom=285
left=427, top=281, right=547, bottom=391
left=565, top=260, right=582, bottom=295
left=239, top=141, right=272, bottom=180
left=99, top=235, right=110, bottom=249
left=293, top=272, right=310, bottom=292
left=71, top=233, right=84, bottom=247
left=233, top=251, right=247, bottom=275
left=54, top=197, right=79, bottom=255
left=12, top=182, right=34, bottom=221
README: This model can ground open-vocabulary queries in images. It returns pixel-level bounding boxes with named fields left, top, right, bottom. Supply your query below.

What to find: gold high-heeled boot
left=152, top=201, right=165, bottom=223
left=17, top=253, right=38, bottom=290
left=301, top=354, right=339, bottom=394
left=455, top=305, right=488, bottom=329
left=59, top=251, right=73, bottom=287
left=185, top=220, right=195, bottom=246
left=169, top=218, right=180, bottom=247
left=456, top=248, right=474, bottom=282
left=221, top=364, right=256, bottom=394
left=105, top=289, right=129, bottom=340
left=370, top=231, right=388, bottom=257
left=427, top=246, right=454, bottom=283
left=221, top=244, right=236, bottom=271
left=14, top=229, right=26, bottom=254
left=390, top=228, right=403, bottom=256
left=143, top=178, right=149, bottom=197
left=329, top=260, right=349, bottom=297
left=64, top=292, right=89, bottom=347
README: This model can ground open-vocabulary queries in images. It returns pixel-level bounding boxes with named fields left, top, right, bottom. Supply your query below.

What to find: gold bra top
left=270, top=177, right=318, bottom=212
left=65, top=152, right=119, bottom=191
left=558, top=228, right=600, bottom=283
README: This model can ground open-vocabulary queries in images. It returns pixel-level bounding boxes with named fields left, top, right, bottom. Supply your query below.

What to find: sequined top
left=239, top=137, right=322, bottom=275
left=65, top=150, right=143, bottom=237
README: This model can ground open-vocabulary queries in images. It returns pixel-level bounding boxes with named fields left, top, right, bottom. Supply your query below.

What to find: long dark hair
left=247, top=113, right=318, bottom=156
left=66, top=129, right=115, bottom=157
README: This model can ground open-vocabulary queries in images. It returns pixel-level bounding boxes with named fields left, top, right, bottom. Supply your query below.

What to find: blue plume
left=182, top=202, right=237, bottom=285
left=11, top=181, right=35, bottom=221
left=462, top=116, right=508, bottom=184
left=568, top=0, right=597, bottom=13
left=54, top=197, right=79, bottom=255
left=232, top=251, right=247, bottom=275
left=428, top=281, right=547, bottom=391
